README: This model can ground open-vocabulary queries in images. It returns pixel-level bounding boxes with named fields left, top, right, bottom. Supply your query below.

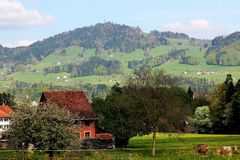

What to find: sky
left=1, top=0, right=240, bottom=47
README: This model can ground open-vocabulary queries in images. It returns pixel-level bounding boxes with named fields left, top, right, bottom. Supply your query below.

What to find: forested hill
left=206, top=32, right=240, bottom=66
left=0, top=22, right=189, bottom=67
left=0, top=44, right=11, bottom=56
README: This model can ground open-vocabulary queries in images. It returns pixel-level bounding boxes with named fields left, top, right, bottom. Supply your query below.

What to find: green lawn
left=1, top=133, right=240, bottom=159
left=127, top=133, right=240, bottom=159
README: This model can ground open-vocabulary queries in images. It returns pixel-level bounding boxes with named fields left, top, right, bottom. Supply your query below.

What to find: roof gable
left=0, top=105, right=13, bottom=118
left=0, top=110, right=9, bottom=118
left=40, top=90, right=96, bottom=119
left=0, top=105, right=13, bottom=114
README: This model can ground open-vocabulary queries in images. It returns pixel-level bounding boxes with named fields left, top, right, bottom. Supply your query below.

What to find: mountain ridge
left=0, top=22, right=191, bottom=67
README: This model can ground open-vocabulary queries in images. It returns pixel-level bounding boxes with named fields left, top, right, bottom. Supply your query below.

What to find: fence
left=0, top=149, right=98, bottom=160
left=0, top=149, right=139, bottom=160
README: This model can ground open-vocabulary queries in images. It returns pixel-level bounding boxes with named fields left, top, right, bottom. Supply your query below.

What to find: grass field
left=1, top=133, right=240, bottom=159
left=127, top=133, right=240, bottom=159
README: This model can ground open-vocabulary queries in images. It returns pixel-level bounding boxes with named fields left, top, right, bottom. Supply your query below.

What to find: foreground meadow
left=127, top=133, right=240, bottom=159
left=1, top=133, right=240, bottom=159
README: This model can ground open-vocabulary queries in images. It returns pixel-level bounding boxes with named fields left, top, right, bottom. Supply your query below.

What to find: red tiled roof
left=0, top=105, right=12, bottom=118
left=40, top=90, right=96, bottom=119
left=0, top=105, right=13, bottom=115
left=0, top=110, right=9, bottom=118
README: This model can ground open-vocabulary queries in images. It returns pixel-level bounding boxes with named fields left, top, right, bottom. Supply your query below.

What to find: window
left=0, top=119, right=3, bottom=122
left=84, top=131, right=91, bottom=138
left=4, top=119, right=8, bottom=122
left=0, top=125, right=2, bottom=129
left=84, top=121, right=90, bottom=127
left=3, top=125, right=8, bottom=130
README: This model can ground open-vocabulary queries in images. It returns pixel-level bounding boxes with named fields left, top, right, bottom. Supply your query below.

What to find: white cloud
left=4, top=39, right=37, bottom=48
left=160, top=19, right=229, bottom=39
left=0, top=0, right=54, bottom=29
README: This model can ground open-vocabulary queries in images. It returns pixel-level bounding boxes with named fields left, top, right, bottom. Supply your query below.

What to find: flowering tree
left=9, top=103, right=75, bottom=158
left=189, top=106, right=213, bottom=133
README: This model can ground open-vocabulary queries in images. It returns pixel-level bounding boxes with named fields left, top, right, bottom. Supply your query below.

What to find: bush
left=188, top=106, right=213, bottom=133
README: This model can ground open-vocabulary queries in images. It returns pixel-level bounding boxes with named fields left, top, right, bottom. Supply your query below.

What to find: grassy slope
left=159, top=46, right=240, bottom=82
left=208, top=40, right=240, bottom=66
left=1, top=39, right=240, bottom=87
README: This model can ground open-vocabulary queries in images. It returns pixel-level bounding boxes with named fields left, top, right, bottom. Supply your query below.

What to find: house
left=0, top=105, right=13, bottom=133
left=39, top=90, right=110, bottom=141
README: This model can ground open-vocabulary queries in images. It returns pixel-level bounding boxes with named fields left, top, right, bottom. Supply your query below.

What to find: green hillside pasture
left=31, top=46, right=96, bottom=71
left=156, top=46, right=240, bottom=82
left=168, top=38, right=192, bottom=46
left=7, top=71, right=124, bottom=87
left=8, top=72, right=71, bottom=84
left=50, top=74, right=124, bottom=86
left=159, top=60, right=240, bottom=82
left=103, top=45, right=199, bottom=75
left=2, top=45, right=205, bottom=87
left=2, top=44, right=239, bottom=87
left=102, top=49, right=145, bottom=74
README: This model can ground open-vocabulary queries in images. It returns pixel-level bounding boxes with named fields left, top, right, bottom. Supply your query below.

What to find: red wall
left=80, top=121, right=96, bottom=139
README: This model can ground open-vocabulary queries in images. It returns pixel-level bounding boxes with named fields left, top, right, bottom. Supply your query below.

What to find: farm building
left=0, top=105, right=13, bottom=133
left=0, top=105, right=13, bottom=149
left=39, top=90, right=113, bottom=148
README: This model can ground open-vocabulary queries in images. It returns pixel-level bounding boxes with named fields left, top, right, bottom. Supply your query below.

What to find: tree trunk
left=21, top=142, right=26, bottom=160
left=21, top=150, right=25, bottom=160
left=152, top=130, right=156, bottom=157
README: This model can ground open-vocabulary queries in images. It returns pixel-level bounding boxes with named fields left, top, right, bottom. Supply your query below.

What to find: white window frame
left=84, top=131, right=91, bottom=138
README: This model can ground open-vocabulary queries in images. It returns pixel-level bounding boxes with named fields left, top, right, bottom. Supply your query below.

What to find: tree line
left=210, top=74, right=240, bottom=133
left=91, top=68, right=209, bottom=156
left=43, top=56, right=123, bottom=77
left=206, top=32, right=240, bottom=66
left=179, top=55, right=200, bottom=65
left=3, top=81, right=109, bottom=103
left=0, top=92, right=15, bottom=106
left=128, top=49, right=187, bottom=69
left=188, top=74, right=240, bottom=134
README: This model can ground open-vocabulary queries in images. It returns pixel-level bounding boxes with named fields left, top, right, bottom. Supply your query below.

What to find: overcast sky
left=1, top=0, right=240, bottom=47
